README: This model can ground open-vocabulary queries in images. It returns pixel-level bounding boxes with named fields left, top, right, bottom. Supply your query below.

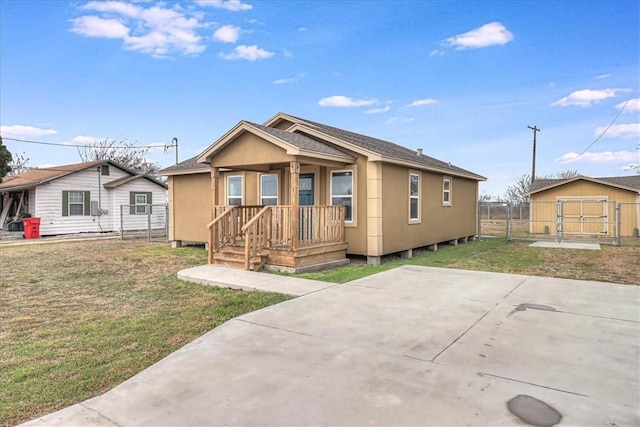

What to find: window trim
left=330, top=169, right=354, bottom=224
left=259, top=173, right=279, bottom=206
left=443, top=176, right=452, bottom=206
left=68, top=190, right=86, bottom=216
left=409, top=171, right=421, bottom=223
left=226, top=175, right=243, bottom=206
left=135, top=193, right=148, bottom=215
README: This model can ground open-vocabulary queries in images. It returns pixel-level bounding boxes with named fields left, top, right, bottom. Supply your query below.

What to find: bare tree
left=78, top=138, right=160, bottom=176
left=503, top=170, right=581, bottom=204
left=8, top=152, right=32, bottom=175
left=478, top=191, right=493, bottom=202
left=503, top=174, right=531, bottom=204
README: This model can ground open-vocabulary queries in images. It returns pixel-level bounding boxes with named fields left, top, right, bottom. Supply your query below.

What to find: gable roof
left=103, top=174, right=167, bottom=189
left=159, top=156, right=211, bottom=176
left=188, top=112, right=485, bottom=181
left=0, top=160, right=166, bottom=192
left=528, top=175, right=640, bottom=195
left=269, top=113, right=485, bottom=180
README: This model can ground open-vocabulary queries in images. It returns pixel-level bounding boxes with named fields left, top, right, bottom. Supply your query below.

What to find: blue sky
left=1, top=0, right=638, bottom=197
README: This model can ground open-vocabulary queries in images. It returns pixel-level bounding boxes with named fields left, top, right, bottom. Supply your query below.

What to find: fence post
left=165, top=204, right=169, bottom=243
left=120, top=205, right=124, bottom=240
left=506, top=203, right=512, bottom=241
left=615, top=203, right=621, bottom=246
left=147, top=205, right=151, bottom=242
left=556, top=200, right=563, bottom=243
left=477, top=202, right=482, bottom=240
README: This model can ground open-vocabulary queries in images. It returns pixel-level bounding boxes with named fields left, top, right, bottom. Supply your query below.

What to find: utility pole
left=528, top=125, right=540, bottom=185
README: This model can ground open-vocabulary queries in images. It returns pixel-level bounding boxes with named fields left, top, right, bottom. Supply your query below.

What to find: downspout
left=97, top=166, right=103, bottom=232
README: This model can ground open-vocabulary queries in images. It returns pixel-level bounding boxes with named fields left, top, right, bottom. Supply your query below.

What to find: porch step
left=213, top=248, right=268, bottom=271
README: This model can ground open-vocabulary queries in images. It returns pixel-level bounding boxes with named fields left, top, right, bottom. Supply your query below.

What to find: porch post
left=209, top=167, right=219, bottom=264
left=290, top=161, right=300, bottom=250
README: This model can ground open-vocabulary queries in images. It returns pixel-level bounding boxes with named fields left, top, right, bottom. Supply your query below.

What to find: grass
left=0, top=240, right=291, bottom=427
left=2, top=237, right=638, bottom=426
left=288, top=238, right=640, bottom=285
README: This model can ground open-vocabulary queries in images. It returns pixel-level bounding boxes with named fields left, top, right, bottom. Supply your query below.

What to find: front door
left=299, top=174, right=314, bottom=205
left=299, top=174, right=314, bottom=242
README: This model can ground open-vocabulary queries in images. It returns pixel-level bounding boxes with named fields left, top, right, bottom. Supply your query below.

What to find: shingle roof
left=247, top=122, right=353, bottom=158
left=0, top=160, right=167, bottom=191
left=286, top=114, right=485, bottom=179
left=103, top=175, right=167, bottom=189
left=0, top=160, right=106, bottom=190
left=159, top=156, right=210, bottom=175
left=529, top=175, right=640, bottom=194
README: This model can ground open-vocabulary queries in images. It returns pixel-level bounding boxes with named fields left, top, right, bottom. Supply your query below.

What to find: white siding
left=33, top=166, right=159, bottom=236
left=112, top=179, right=168, bottom=231
left=28, top=189, right=36, bottom=214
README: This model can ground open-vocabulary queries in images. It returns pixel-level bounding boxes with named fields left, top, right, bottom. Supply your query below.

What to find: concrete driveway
left=23, top=266, right=639, bottom=426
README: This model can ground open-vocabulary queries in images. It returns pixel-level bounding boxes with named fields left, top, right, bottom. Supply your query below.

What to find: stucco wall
left=381, top=163, right=478, bottom=254
left=169, top=173, right=211, bottom=243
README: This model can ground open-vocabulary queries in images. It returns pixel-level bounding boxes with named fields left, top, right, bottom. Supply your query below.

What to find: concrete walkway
left=21, top=266, right=640, bottom=426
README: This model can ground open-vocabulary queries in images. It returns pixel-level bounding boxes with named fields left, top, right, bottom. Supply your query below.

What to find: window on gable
left=443, top=177, right=452, bottom=206
left=100, top=165, right=110, bottom=176
left=409, top=172, right=420, bottom=221
left=227, top=175, right=243, bottom=206
left=330, top=170, right=353, bottom=222
left=260, top=174, right=278, bottom=205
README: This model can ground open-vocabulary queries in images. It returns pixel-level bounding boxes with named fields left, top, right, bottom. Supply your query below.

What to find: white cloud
left=69, top=15, right=130, bottom=38
left=219, top=44, right=274, bottom=60
left=70, top=2, right=206, bottom=58
left=557, top=150, right=638, bottom=164
left=194, top=0, right=252, bottom=12
left=0, top=125, right=58, bottom=138
left=407, top=98, right=439, bottom=107
left=385, top=117, right=415, bottom=125
left=552, top=88, right=618, bottom=107
left=273, top=72, right=306, bottom=84
left=65, top=135, right=102, bottom=145
left=213, top=24, right=241, bottom=43
left=365, top=105, right=391, bottom=114
left=616, top=98, right=640, bottom=112
left=445, top=22, right=514, bottom=50
left=430, top=50, right=445, bottom=57
left=595, top=74, right=611, bottom=80
left=595, top=123, right=640, bottom=139
left=318, top=96, right=377, bottom=107
left=298, top=27, right=308, bottom=32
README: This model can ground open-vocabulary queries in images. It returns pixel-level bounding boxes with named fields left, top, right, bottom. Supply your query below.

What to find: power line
left=1, top=136, right=176, bottom=149
left=574, top=88, right=637, bottom=159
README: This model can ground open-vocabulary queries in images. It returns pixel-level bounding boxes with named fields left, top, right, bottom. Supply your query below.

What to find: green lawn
left=0, top=241, right=291, bottom=427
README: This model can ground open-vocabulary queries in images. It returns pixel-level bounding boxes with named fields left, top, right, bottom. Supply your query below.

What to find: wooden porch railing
left=207, top=205, right=346, bottom=268
left=240, top=206, right=271, bottom=270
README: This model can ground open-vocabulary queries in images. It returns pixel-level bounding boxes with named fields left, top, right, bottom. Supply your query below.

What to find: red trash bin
left=23, top=217, right=41, bottom=239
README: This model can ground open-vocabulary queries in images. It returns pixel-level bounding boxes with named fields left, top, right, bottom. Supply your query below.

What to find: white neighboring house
left=0, top=160, right=167, bottom=236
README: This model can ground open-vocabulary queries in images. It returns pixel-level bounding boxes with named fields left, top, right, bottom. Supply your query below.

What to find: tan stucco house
left=160, top=112, right=486, bottom=271
left=527, top=175, right=640, bottom=237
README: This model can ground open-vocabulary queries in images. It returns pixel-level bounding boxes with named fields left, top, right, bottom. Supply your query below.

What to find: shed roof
left=528, top=175, right=640, bottom=195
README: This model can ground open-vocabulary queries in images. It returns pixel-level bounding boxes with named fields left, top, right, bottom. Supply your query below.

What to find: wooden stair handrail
left=206, top=206, right=235, bottom=229
left=240, top=206, right=270, bottom=233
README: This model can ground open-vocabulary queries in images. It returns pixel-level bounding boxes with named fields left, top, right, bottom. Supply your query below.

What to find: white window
left=135, top=194, right=148, bottom=214
left=68, top=191, right=85, bottom=216
left=409, top=172, right=420, bottom=221
left=330, top=170, right=353, bottom=222
left=260, top=174, right=278, bottom=205
left=443, top=177, right=452, bottom=206
left=227, top=175, right=243, bottom=206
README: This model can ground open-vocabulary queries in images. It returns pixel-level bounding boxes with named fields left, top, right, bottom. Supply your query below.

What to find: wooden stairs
left=213, top=244, right=268, bottom=271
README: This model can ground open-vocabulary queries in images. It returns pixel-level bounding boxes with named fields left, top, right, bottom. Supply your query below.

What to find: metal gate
left=119, top=203, right=168, bottom=242
left=479, top=201, right=640, bottom=246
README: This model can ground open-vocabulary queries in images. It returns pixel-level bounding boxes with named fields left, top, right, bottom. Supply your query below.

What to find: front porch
left=207, top=204, right=348, bottom=271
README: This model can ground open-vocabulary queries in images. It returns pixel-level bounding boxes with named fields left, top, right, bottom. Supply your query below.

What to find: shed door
left=559, top=198, right=608, bottom=234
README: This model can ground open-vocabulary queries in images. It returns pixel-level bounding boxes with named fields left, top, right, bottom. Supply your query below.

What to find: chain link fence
left=119, top=204, right=168, bottom=242
left=479, top=201, right=640, bottom=246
